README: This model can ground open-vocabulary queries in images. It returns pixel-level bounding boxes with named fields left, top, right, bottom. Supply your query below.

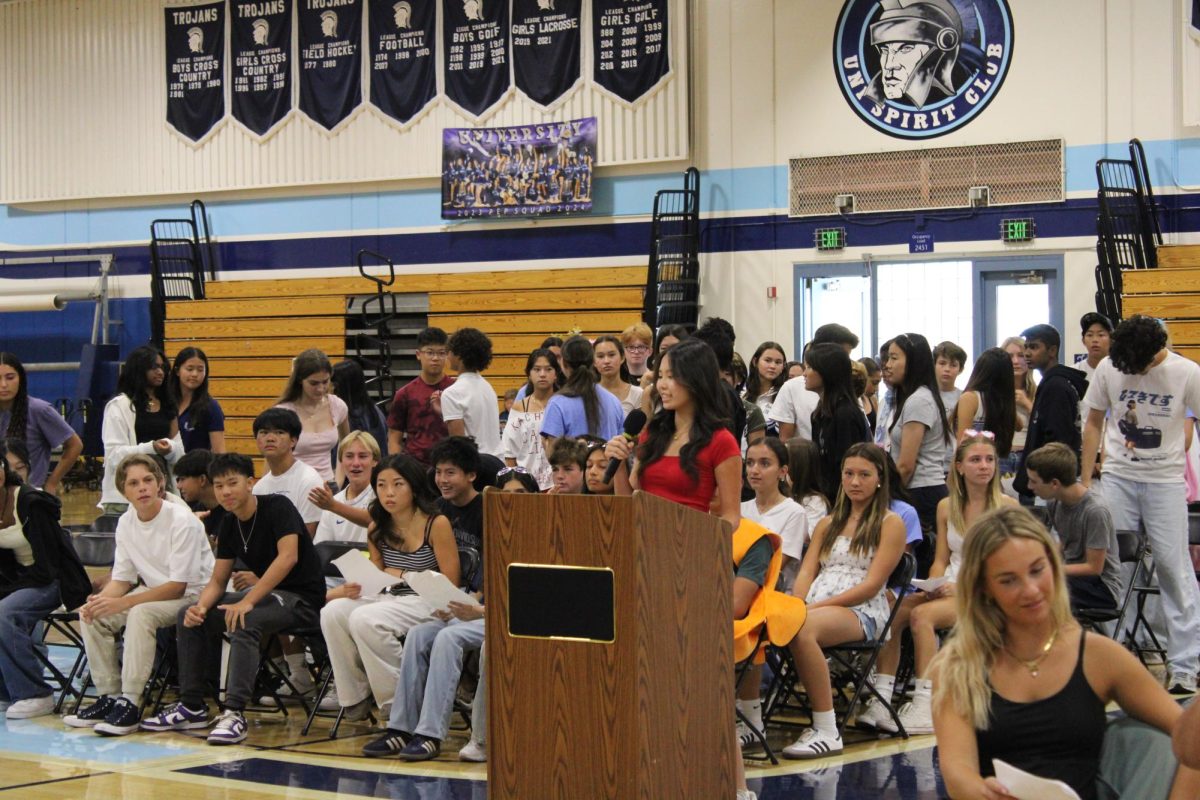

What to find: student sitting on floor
left=139, top=453, right=326, bottom=745
left=1023, top=442, right=1123, bottom=614
left=65, top=454, right=214, bottom=736
left=932, top=506, right=1200, bottom=800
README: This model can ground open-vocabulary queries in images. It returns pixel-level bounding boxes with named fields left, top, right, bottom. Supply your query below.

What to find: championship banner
left=442, top=0, right=511, bottom=118
left=231, top=0, right=293, bottom=138
left=511, top=0, right=581, bottom=108
left=368, top=0, right=437, bottom=126
left=441, top=117, right=596, bottom=219
left=165, top=2, right=225, bottom=143
left=592, top=0, right=669, bottom=105
left=298, top=0, right=363, bottom=131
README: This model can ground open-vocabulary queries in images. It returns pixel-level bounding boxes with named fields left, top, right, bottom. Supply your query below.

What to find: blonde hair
left=819, top=443, right=890, bottom=560
left=947, top=434, right=1005, bottom=535
left=1000, top=336, right=1036, bottom=401
left=337, top=430, right=381, bottom=462
left=116, top=453, right=165, bottom=493
left=931, top=506, right=1074, bottom=729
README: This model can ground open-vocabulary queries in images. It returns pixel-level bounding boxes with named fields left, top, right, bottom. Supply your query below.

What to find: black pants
left=1068, top=574, right=1118, bottom=613
left=908, top=484, right=949, bottom=579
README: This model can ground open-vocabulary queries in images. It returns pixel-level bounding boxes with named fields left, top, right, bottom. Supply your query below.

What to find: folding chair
left=1075, top=529, right=1142, bottom=635
left=1120, top=527, right=1171, bottom=667
left=303, top=540, right=370, bottom=737
left=735, top=625, right=778, bottom=765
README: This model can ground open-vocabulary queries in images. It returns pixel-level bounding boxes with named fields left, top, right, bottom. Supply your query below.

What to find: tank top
left=944, top=517, right=964, bottom=582
left=976, top=632, right=1106, bottom=800
left=378, top=516, right=441, bottom=598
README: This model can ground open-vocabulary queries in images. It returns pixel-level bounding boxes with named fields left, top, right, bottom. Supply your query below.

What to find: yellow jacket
left=732, top=518, right=807, bottom=663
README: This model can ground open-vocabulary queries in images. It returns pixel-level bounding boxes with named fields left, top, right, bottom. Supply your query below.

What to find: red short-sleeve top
left=636, top=428, right=741, bottom=514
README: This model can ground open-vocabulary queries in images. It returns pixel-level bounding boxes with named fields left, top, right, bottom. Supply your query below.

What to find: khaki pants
left=79, top=587, right=194, bottom=698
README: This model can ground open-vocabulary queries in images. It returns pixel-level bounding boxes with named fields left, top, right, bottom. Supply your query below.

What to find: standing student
left=1003, top=335, right=1035, bottom=473
left=100, top=346, right=183, bottom=515
left=0, top=353, right=83, bottom=493
left=501, top=349, right=560, bottom=491
left=953, top=348, right=1017, bottom=459
left=805, top=343, right=871, bottom=500
left=65, top=455, right=214, bottom=736
left=437, top=328, right=502, bottom=458
left=1081, top=315, right=1200, bottom=694
left=1078, top=312, right=1113, bottom=381
left=594, top=335, right=644, bottom=416
left=860, top=357, right=882, bottom=433
left=620, top=322, right=654, bottom=380
left=743, top=341, right=789, bottom=427
left=933, top=341, right=967, bottom=416
left=170, top=346, right=225, bottom=454
left=387, top=327, right=455, bottom=466
left=540, top=336, right=624, bottom=455
left=331, top=360, right=389, bottom=458
left=1014, top=324, right=1088, bottom=499
left=250, top=408, right=323, bottom=537
left=276, top=349, right=350, bottom=486
left=140, top=453, right=326, bottom=745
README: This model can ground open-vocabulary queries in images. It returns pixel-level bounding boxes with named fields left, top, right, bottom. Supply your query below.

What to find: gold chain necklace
left=1004, top=626, right=1059, bottom=677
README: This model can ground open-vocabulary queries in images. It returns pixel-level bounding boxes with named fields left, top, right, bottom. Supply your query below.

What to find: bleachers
left=1123, top=244, right=1200, bottom=365
left=165, top=266, right=646, bottom=456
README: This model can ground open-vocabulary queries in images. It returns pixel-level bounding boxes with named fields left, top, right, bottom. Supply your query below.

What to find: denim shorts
left=852, top=609, right=878, bottom=642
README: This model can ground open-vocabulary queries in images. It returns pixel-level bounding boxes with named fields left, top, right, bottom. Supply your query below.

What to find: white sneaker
left=458, top=739, right=487, bottom=762
left=782, top=727, right=843, bottom=760
left=854, top=698, right=892, bottom=730
left=736, top=718, right=764, bottom=749
left=6, top=695, right=55, bottom=720
left=886, top=700, right=934, bottom=735
left=1168, top=672, right=1197, bottom=695
left=736, top=790, right=757, bottom=800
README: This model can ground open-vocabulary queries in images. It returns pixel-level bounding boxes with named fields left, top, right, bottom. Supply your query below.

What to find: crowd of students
left=2, top=308, right=1200, bottom=798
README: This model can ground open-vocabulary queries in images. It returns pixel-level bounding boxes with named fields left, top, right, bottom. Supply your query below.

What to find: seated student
left=358, top=469, right=532, bottom=763
left=884, top=455, right=925, bottom=553
left=539, top=337, right=624, bottom=455
left=65, top=454, right=214, bottom=735
left=0, top=441, right=90, bottom=721
left=861, top=432, right=1016, bottom=735
left=782, top=443, right=906, bottom=759
left=783, top=438, right=830, bottom=588
left=932, top=506, right=1200, bottom=800
left=173, top=448, right=227, bottom=544
left=584, top=442, right=614, bottom=495
left=547, top=437, right=588, bottom=494
left=311, top=431, right=379, bottom=550
left=250, top=408, right=323, bottom=537
left=431, top=436, right=484, bottom=560
left=1024, top=442, right=1123, bottom=612
left=140, top=453, right=326, bottom=745
left=436, top=328, right=501, bottom=458
left=320, top=454, right=460, bottom=721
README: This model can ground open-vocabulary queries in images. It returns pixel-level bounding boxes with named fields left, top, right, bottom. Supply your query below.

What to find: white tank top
left=945, top=516, right=964, bottom=582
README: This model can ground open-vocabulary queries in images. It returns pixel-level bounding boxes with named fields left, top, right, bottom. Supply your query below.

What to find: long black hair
left=0, top=353, right=29, bottom=443
left=592, top=334, right=632, bottom=384
left=807, top=343, right=860, bottom=423
left=520, top=348, right=565, bottom=397
left=886, top=333, right=951, bottom=445
left=332, top=360, right=374, bottom=413
left=118, top=345, right=175, bottom=416
left=636, top=339, right=730, bottom=485
left=367, top=453, right=441, bottom=551
left=963, top=347, right=1015, bottom=458
left=557, top=336, right=603, bottom=437
left=743, top=341, right=788, bottom=404
left=650, top=324, right=691, bottom=371
left=169, top=346, right=213, bottom=429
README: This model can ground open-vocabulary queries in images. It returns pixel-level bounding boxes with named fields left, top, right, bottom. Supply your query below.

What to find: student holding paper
left=861, top=431, right=1015, bottom=735
left=931, top=506, right=1200, bottom=800
left=320, top=454, right=459, bottom=722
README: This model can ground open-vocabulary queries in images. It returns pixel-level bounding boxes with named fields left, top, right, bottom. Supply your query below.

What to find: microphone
left=603, top=409, right=648, bottom=484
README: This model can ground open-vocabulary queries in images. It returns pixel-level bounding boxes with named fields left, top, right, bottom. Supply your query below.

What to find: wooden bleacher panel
left=1153, top=244, right=1200, bottom=269
left=428, top=310, right=639, bottom=333
left=165, top=296, right=345, bottom=320
left=1124, top=247, right=1200, bottom=364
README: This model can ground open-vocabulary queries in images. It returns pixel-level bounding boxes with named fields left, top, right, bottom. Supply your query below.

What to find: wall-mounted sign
left=910, top=231, right=935, bottom=253
left=834, top=0, right=1014, bottom=140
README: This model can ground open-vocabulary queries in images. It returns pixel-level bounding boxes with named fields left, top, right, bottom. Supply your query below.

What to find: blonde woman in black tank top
left=319, top=454, right=460, bottom=721
left=930, top=507, right=1200, bottom=800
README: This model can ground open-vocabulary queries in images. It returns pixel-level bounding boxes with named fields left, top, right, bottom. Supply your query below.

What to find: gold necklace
left=1004, top=626, right=1059, bottom=677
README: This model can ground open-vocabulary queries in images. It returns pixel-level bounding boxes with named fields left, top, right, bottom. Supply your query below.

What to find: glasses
left=418, top=349, right=449, bottom=358
left=625, top=344, right=650, bottom=353
left=962, top=429, right=996, bottom=440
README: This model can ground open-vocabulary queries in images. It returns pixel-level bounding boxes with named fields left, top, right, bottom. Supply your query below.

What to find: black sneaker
left=94, top=697, right=142, bottom=736
left=362, top=728, right=410, bottom=758
left=399, top=734, right=441, bottom=761
left=63, top=696, right=117, bottom=728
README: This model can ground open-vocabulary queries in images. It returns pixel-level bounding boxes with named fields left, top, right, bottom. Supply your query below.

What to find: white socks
left=736, top=698, right=763, bottom=731
left=284, top=652, right=307, bottom=679
left=911, top=678, right=932, bottom=702
left=811, top=709, right=839, bottom=739
left=872, top=673, right=896, bottom=702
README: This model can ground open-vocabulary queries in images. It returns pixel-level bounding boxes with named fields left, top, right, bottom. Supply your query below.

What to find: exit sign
left=815, top=227, right=846, bottom=251
left=1001, top=218, right=1036, bottom=243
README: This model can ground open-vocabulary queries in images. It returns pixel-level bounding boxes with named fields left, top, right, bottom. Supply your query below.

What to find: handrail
left=357, top=249, right=396, bottom=288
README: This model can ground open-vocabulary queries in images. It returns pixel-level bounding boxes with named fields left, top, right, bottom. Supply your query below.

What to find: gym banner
left=231, top=0, right=293, bottom=138
left=511, top=0, right=582, bottom=108
left=298, top=0, right=363, bottom=131
left=592, top=0, right=669, bottom=104
left=165, top=2, right=225, bottom=144
left=368, top=0, right=437, bottom=126
left=442, top=0, right=511, bottom=119
left=441, top=117, right=596, bottom=219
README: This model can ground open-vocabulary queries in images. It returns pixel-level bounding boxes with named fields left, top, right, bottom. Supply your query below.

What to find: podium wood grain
left=485, top=491, right=735, bottom=800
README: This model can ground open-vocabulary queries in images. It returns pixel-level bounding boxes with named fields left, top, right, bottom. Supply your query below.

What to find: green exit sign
left=815, top=227, right=846, bottom=251
left=1001, top=218, right=1036, bottom=243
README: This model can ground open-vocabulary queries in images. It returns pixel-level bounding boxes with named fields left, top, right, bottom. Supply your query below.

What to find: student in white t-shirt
left=437, top=328, right=501, bottom=458
left=769, top=375, right=819, bottom=441
left=250, top=407, right=323, bottom=537
left=1081, top=315, right=1200, bottom=694
left=66, top=454, right=214, bottom=736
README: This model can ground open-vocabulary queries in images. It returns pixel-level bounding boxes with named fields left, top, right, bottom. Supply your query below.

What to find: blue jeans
left=0, top=581, right=61, bottom=702
left=1101, top=476, right=1200, bottom=675
left=388, top=617, right=485, bottom=741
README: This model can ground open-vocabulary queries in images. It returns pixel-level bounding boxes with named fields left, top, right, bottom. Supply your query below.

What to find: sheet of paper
left=404, top=570, right=477, bottom=612
left=992, top=759, right=1082, bottom=800
left=331, top=550, right=397, bottom=596
left=911, top=576, right=948, bottom=593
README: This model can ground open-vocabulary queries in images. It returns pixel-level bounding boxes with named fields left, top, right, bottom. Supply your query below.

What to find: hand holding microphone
left=603, top=409, right=648, bottom=484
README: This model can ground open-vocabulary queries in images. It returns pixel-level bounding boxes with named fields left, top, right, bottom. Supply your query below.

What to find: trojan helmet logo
left=834, top=0, right=1013, bottom=139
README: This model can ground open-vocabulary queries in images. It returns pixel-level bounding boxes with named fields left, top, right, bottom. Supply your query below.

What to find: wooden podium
left=485, top=490, right=735, bottom=800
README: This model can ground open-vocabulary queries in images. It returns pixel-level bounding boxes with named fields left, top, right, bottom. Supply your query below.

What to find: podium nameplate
left=507, top=563, right=615, bottom=643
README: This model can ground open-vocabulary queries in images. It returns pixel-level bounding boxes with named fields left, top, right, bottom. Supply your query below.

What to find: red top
left=636, top=428, right=741, bottom=514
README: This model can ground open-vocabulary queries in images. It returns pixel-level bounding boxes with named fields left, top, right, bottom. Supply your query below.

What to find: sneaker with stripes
left=782, top=727, right=843, bottom=760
